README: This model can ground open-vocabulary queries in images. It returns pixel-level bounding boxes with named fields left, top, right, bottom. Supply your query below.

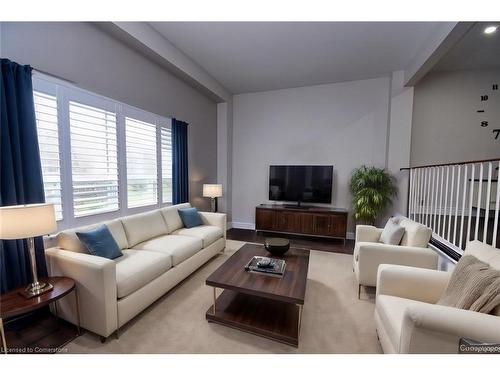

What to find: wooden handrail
left=400, top=157, right=500, bottom=171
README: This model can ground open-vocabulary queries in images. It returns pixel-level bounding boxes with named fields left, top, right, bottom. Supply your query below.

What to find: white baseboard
left=230, top=222, right=256, bottom=230
left=230, top=222, right=355, bottom=241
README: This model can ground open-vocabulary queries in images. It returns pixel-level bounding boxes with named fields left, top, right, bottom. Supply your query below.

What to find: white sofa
left=375, top=240, right=500, bottom=353
left=353, top=217, right=438, bottom=297
left=45, top=203, right=226, bottom=341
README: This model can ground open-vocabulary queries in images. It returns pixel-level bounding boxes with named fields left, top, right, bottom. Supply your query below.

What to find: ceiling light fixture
left=484, top=26, right=498, bottom=34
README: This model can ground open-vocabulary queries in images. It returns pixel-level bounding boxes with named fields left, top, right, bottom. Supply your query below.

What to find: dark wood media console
left=255, top=204, right=348, bottom=243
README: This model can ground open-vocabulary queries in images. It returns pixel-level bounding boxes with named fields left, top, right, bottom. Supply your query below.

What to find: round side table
left=0, top=276, right=80, bottom=354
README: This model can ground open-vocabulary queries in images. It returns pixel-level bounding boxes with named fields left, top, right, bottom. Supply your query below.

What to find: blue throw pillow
left=178, top=207, right=203, bottom=228
left=76, top=224, right=123, bottom=260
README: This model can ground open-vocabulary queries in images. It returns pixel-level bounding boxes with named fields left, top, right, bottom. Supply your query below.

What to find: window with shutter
left=161, top=126, right=173, bottom=204
left=69, top=101, right=119, bottom=217
left=34, top=91, right=63, bottom=220
left=126, top=117, right=158, bottom=208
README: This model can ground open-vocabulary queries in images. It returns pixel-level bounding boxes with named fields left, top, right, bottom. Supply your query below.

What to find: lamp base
left=19, top=281, right=53, bottom=299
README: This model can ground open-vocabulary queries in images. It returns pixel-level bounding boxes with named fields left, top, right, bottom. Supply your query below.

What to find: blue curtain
left=172, top=118, right=189, bottom=204
left=0, top=58, right=47, bottom=293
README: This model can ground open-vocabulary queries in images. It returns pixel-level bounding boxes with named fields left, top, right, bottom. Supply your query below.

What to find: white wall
left=231, top=77, right=392, bottom=234
left=217, top=100, right=233, bottom=219
left=411, top=68, right=500, bottom=166
left=1, top=22, right=218, bottom=211
left=385, top=71, right=414, bottom=220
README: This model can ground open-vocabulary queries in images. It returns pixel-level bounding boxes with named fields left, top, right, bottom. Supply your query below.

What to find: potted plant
left=350, top=166, right=397, bottom=226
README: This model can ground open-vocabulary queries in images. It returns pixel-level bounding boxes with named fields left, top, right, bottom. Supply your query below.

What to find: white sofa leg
left=358, top=284, right=361, bottom=299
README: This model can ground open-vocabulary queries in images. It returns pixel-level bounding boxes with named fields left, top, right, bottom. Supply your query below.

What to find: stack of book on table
left=244, top=256, right=286, bottom=278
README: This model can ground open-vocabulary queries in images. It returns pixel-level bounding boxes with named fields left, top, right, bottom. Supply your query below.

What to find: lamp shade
left=203, top=184, right=223, bottom=198
left=0, top=203, right=57, bottom=239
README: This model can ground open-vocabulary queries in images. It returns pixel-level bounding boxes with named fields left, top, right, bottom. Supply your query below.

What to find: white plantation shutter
left=161, top=126, right=173, bottom=204
left=33, top=74, right=173, bottom=230
left=34, top=91, right=63, bottom=220
left=126, top=117, right=158, bottom=208
left=69, top=101, right=119, bottom=217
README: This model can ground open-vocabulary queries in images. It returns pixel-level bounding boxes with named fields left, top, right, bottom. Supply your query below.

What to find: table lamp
left=0, top=203, right=57, bottom=298
left=203, top=184, right=223, bottom=212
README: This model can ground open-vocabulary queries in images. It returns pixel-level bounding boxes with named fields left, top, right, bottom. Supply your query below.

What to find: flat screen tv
left=269, top=165, right=333, bottom=205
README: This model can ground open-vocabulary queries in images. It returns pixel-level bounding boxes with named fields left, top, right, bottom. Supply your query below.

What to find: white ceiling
left=432, top=22, right=500, bottom=72
left=149, top=22, right=450, bottom=94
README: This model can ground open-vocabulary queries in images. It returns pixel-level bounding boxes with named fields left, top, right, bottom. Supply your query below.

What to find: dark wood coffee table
left=205, top=243, right=310, bottom=347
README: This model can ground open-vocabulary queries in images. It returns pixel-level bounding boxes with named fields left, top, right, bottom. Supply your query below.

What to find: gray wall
left=411, top=68, right=500, bottom=166
left=1, top=22, right=217, bottom=210
left=231, top=77, right=392, bottom=235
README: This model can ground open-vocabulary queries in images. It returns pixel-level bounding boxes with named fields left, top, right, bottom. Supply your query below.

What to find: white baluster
left=460, top=165, right=468, bottom=249
left=425, top=168, right=431, bottom=226
left=467, top=164, right=476, bottom=244
left=475, top=163, right=484, bottom=240
left=409, top=169, right=415, bottom=220
left=442, top=166, right=450, bottom=239
left=437, top=166, right=444, bottom=236
left=493, top=161, right=500, bottom=248
left=429, top=168, right=435, bottom=228
left=483, top=162, right=493, bottom=242
left=453, top=165, right=461, bottom=246
left=447, top=165, right=455, bottom=242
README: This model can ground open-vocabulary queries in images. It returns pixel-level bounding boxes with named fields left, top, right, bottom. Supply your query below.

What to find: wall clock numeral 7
left=493, top=129, right=500, bottom=140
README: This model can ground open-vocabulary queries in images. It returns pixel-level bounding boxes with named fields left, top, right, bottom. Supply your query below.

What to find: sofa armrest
left=355, top=225, right=383, bottom=244
left=356, top=242, right=439, bottom=287
left=199, top=212, right=227, bottom=239
left=45, top=247, right=118, bottom=338
left=400, top=303, right=500, bottom=353
left=377, top=264, right=450, bottom=303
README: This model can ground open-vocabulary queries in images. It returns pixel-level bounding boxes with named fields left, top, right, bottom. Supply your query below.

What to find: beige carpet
left=64, top=240, right=382, bottom=353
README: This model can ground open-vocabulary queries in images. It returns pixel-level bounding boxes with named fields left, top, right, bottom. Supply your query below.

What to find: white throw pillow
left=380, top=217, right=405, bottom=245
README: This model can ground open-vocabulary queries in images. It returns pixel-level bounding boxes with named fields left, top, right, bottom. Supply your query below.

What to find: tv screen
left=269, top=165, right=333, bottom=204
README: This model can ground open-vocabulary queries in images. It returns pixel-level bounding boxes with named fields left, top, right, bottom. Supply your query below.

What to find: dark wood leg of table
left=74, top=288, right=81, bottom=335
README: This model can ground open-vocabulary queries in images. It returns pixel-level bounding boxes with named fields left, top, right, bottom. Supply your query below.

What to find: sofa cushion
left=380, top=218, right=405, bottom=245
left=76, top=224, right=123, bottom=260
left=115, top=249, right=172, bottom=298
left=464, top=240, right=500, bottom=270
left=160, top=203, right=191, bottom=233
left=57, top=218, right=128, bottom=253
left=133, top=234, right=202, bottom=266
left=375, top=295, right=423, bottom=352
left=172, top=225, right=223, bottom=247
left=120, top=210, right=168, bottom=247
left=399, top=218, right=432, bottom=248
left=178, top=207, right=203, bottom=228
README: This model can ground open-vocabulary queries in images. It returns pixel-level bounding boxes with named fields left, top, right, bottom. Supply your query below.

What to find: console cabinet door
left=313, top=214, right=331, bottom=235
left=298, top=213, right=314, bottom=234
left=328, top=214, right=347, bottom=237
left=256, top=209, right=276, bottom=230
left=275, top=211, right=298, bottom=232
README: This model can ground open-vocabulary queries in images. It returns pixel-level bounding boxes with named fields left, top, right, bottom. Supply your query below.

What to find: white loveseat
left=375, top=240, right=500, bottom=353
left=45, top=203, right=226, bottom=341
left=353, top=217, right=438, bottom=297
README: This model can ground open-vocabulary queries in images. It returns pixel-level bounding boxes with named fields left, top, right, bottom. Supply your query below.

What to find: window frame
left=33, top=73, right=172, bottom=231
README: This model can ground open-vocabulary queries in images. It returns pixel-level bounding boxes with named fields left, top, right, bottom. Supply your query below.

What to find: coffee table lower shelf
left=205, top=289, right=302, bottom=347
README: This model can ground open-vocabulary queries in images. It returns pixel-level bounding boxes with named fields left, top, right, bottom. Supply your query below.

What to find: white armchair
left=353, top=218, right=438, bottom=298
left=375, top=240, right=500, bottom=353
